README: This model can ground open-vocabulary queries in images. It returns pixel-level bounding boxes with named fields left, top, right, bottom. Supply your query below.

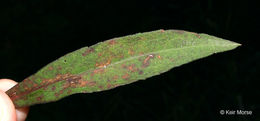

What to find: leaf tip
left=227, top=41, right=241, bottom=49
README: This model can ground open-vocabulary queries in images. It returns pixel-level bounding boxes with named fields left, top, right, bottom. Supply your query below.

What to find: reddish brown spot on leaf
left=88, top=81, right=96, bottom=86
left=54, top=93, right=58, bottom=97
left=91, top=68, right=105, bottom=76
left=40, top=74, right=72, bottom=86
left=79, top=81, right=96, bottom=87
left=106, top=84, right=120, bottom=89
left=77, top=80, right=90, bottom=87
left=160, top=29, right=165, bottom=32
left=127, top=64, right=138, bottom=72
left=139, top=52, right=144, bottom=55
left=98, top=85, right=103, bottom=89
left=98, top=52, right=102, bottom=57
left=95, top=59, right=111, bottom=68
left=23, top=78, right=36, bottom=88
left=107, top=84, right=112, bottom=88
left=138, top=70, right=143, bottom=75
left=9, top=92, right=17, bottom=100
left=93, top=68, right=104, bottom=74
left=52, top=86, right=56, bottom=91
left=62, top=76, right=82, bottom=93
left=195, top=34, right=201, bottom=38
left=54, top=86, right=72, bottom=98
left=36, top=95, right=44, bottom=101
left=66, top=76, right=82, bottom=86
left=58, top=66, right=62, bottom=70
left=128, top=65, right=134, bottom=71
left=157, top=55, right=161, bottom=59
left=121, top=64, right=127, bottom=69
left=82, top=48, right=94, bottom=56
left=33, top=83, right=38, bottom=87
left=48, top=66, right=53, bottom=71
left=142, top=54, right=155, bottom=67
left=113, top=75, right=119, bottom=80
left=122, top=73, right=130, bottom=80
left=108, top=39, right=117, bottom=45
left=43, top=86, right=48, bottom=91
left=190, top=32, right=201, bottom=38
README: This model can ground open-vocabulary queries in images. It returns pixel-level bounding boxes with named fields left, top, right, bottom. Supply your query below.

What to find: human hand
left=0, top=79, right=29, bottom=121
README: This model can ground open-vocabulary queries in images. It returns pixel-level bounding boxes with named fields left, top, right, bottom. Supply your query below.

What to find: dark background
left=0, top=0, right=259, bottom=121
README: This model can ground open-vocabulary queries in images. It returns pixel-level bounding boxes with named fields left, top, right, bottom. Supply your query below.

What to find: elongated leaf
left=6, top=29, right=240, bottom=108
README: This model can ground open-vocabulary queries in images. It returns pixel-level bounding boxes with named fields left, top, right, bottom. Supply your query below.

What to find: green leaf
left=6, top=29, right=240, bottom=108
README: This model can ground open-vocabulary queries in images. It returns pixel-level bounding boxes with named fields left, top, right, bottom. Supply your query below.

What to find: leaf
left=6, top=29, right=240, bottom=108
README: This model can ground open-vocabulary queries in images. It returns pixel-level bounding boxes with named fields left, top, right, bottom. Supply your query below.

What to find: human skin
left=0, top=79, right=29, bottom=121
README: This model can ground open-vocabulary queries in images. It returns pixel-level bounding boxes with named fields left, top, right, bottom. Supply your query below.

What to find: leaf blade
left=6, top=29, right=240, bottom=108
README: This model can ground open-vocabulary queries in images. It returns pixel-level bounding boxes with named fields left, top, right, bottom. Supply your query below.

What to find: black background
left=0, top=0, right=259, bottom=121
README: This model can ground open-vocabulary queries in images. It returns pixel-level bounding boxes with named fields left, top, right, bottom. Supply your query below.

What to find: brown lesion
left=160, top=29, right=165, bottom=33
left=78, top=80, right=96, bottom=87
left=121, top=64, right=127, bottom=69
left=195, top=34, right=201, bottom=38
left=57, top=66, right=62, bottom=70
left=122, top=73, right=130, bottom=80
left=98, top=85, right=103, bottom=89
left=190, top=32, right=201, bottom=38
left=95, top=59, right=111, bottom=68
left=63, top=76, right=82, bottom=88
left=98, top=52, right=102, bottom=57
left=55, top=76, right=83, bottom=97
left=7, top=73, right=81, bottom=101
left=6, top=88, right=19, bottom=102
left=127, top=64, right=138, bottom=72
left=139, top=52, right=144, bottom=55
left=40, top=74, right=72, bottom=85
left=61, top=78, right=96, bottom=91
left=53, top=77, right=96, bottom=98
left=142, top=54, right=155, bottom=68
left=107, top=83, right=120, bottom=89
left=108, top=39, right=117, bottom=45
left=23, top=77, right=38, bottom=88
left=22, top=82, right=31, bottom=91
left=36, top=95, right=44, bottom=101
left=82, top=47, right=95, bottom=56
left=52, top=86, right=56, bottom=91
left=157, top=55, right=162, bottom=59
left=91, top=68, right=105, bottom=76
left=113, top=75, right=119, bottom=80
left=48, top=66, right=54, bottom=71
left=138, top=70, right=143, bottom=75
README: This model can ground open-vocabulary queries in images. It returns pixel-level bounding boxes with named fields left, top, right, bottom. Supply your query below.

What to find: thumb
left=0, top=90, right=17, bottom=121
left=0, top=79, right=29, bottom=121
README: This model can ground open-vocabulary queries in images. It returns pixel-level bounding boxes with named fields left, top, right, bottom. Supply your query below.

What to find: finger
left=0, top=79, right=30, bottom=121
left=0, top=79, right=18, bottom=92
left=16, top=107, right=29, bottom=121
left=0, top=90, right=16, bottom=121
